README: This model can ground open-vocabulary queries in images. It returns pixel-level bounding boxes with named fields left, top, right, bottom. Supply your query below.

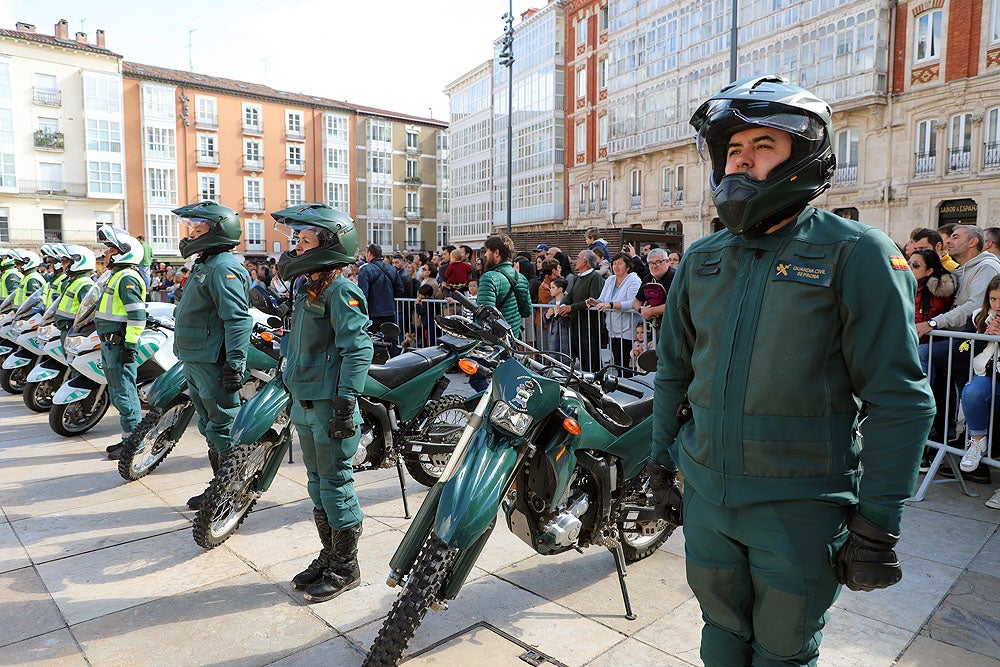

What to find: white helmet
left=15, top=250, right=41, bottom=271
left=62, top=244, right=97, bottom=273
left=97, top=225, right=143, bottom=265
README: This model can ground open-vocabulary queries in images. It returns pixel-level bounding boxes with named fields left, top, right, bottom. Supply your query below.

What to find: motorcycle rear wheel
left=118, top=396, right=192, bottom=481
left=49, top=388, right=111, bottom=437
left=364, top=533, right=459, bottom=667
left=192, top=436, right=274, bottom=549
left=23, top=375, right=62, bottom=412
left=403, top=394, right=469, bottom=487
left=0, top=364, right=30, bottom=394
left=617, top=472, right=677, bottom=563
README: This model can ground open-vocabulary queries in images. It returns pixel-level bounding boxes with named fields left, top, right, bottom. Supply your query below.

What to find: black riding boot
left=187, top=448, right=221, bottom=510
left=292, top=508, right=333, bottom=590
left=303, top=521, right=363, bottom=602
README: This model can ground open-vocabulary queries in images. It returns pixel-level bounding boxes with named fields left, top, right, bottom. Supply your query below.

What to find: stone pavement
left=2, top=384, right=1000, bottom=667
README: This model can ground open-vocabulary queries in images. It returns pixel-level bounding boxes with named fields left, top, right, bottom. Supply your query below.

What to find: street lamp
left=499, top=3, right=515, bottom=235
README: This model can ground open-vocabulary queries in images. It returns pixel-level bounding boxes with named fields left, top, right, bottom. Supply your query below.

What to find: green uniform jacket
left=14, top=270, right=45, bottom=306
left=652, top=206, right=934, bottom=534
left=0, top=267, right=21, bottom=299
left=173, top=252, right=252, bottom=371
left=283, top=275, right=374, bottom=404
left=477, top=261, right=531, bottom=337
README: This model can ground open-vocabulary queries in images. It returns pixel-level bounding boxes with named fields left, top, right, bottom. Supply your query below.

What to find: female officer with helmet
left=271, top=202, right=373, bottom=603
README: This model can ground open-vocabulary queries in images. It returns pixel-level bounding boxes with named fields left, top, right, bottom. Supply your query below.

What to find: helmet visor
left=695, top=103, right=824, bottom=160
left=179, top=217, right=214, bottom=239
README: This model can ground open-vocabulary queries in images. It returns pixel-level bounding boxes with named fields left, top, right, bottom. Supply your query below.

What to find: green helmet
left=97, top=225, right=143, bottom=265
left=690, top=75, right=836, bottom=237
left=172, top=201, right=243, bottom=259
left=272, top=203, right=358, bottom=278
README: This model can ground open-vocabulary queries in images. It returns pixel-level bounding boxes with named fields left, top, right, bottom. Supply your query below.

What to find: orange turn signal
left=458, top=359, right=480, bottom=375
left=562, top=418, right=581, bottom=435
left=260, top=331, right=275, bottom=342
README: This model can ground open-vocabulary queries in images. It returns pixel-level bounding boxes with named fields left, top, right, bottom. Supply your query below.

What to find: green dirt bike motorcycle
left=364, top=292, right=678, bottom=667
left=116, top=318, right=283, bottom=481
left=191, top=320, right=485, bottom=550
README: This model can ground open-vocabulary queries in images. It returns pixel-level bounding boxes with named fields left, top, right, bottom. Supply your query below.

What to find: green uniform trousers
left=183, top=360, right=240, bottom=454
left=684, top=487, right=850, bottom=667
left=290, top=399, right=363, bottom=530
left=101, top=342, right=141, bottom=438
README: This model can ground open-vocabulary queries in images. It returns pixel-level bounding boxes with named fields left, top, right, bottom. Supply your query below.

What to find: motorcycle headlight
left=38, top=324, right=59, bottom=340
left=11, top=319, right=30, bottom=335
left=65, top=335, right=87, bottom=355
left=489, top=401, right=533, bottom=436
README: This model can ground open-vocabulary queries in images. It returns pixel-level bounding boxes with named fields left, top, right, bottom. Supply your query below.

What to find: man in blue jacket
left=357, top=244, right=402, bottom=336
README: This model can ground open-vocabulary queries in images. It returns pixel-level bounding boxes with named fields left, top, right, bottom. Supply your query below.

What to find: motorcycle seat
left=368, top=345, right=452, bottom=389
left=613, top=379, right=655, bottom=425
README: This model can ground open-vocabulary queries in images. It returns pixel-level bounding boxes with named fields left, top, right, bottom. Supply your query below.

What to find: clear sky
left=1, top=0, right=542, bottom=121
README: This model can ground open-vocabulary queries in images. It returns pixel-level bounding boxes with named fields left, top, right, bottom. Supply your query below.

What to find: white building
left=0, top=20, right=124, bottom=250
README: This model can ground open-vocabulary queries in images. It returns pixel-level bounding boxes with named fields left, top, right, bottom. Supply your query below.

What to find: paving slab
left=897, top=504, right=997, bottom=567
left=819, top=606, right=914, bottom=666
left=0, top=566, right=68, bottom=647
left=585, top=637, right=692, bottom=667
left=908, top=475, right=1000, bottom=525
left=406, top=623, right=570, bottom=666
left=34, top=527, right=254, bottom=625
left=923, top=570, right=1000, bottom=661
left=0, top=515, right=30, bottom=574
left=895, top=634, right=1000, bottom=666
left=70, top=570, right=335, bottom=667
left=0, top=468, right=151, bottom=523
left=968, top=528, right=1000, bottom=577
left=0, top=627, right=88, bottom=666
left=632, top=595, right=704, bottom=665
left=265, top=635, right=367, bottom=667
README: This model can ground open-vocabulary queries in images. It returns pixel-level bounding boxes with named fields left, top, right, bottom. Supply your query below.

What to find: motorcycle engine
left=540, top=493, right=589, bottom=548
left=354, top=423, right=374, bottom=466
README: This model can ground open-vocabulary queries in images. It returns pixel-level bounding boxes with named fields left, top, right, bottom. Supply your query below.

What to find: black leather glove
left=221, top=364, right=243, bottom=394
left=645, top=461, right=683, bottom=526
left=119, top=347, right=136, bottom=364
left=327, top=396, right=356, bottom=440
left=835, top=512, right=902, bottom=592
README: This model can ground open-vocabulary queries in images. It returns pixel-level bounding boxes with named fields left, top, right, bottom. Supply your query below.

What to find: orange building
left=122, top=62, right=447, bottom=262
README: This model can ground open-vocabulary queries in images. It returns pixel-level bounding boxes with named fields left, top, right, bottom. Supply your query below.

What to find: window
left=368, top=220, right=392, bottom=248
left=577, top=18, right=587, bottom=45
left=33, top=73, right=59, bottom=105
left=835, top=129, right=859, bottom=185
left=406, top=158, right=419, bottom=179
left=674, top=166, right=685, bottom=204
left=287, top=144, right=304, bottom=172
left=142, top=84, right=172, bottom=119
left=370, top=152, right=391, bottom=174
left=579, top=183, right=588, bottom=213
left=0, top=207, right=8, bottom=242
left=598, top=58, right=608, bottom=89
left=0, top=62, right=10, bottom=100
left=577, top=67, right=587, bottom=99
left=326, top=114, right=348, bottom=141
left=915, top=119, right=937, bottom=176
left=246, top=219, right=264, bottom=249
left=144, top=126, right=174, bottom=158
left=199, top=174, right=219, bottom=201
left=368, top=185, right=391, bottom=212
left=915, top=11, right=942, bottom=62
left=88, top=120, right=122, bottom=152
left=244, top=140, right=263, bottom=169
left=406, top=191, right=420, bottom=217
left=0, top=108, right=13, bottom=145
left=146, top=213, right=177, bottom=253
left=949, top=113, right=972, bottom=173
left=661, top=167, right=671, bottom=205
left=0, top=152, right=11, bottom=190
left=325, top=182, right=349, bottom=213
left=197, top=134, right=217, bottom=164
left=629, top=169, right=642, bottom=209
left=599, top=178, right=608, bottom=211
left=94, top=211, right=114, bottom=242
left=287, top=181, right=304, bottom=206
left=88, top=161, right=122, bottom=194
left=406, top=130, right=419, bottom=152
left=84, top=76, right=120, bottom=112
left=286, top=110, right=303, bottom=137
left=986, top=107, right=1000, bottom=169
left=367, top=118, right=391, bottom=143
left=243, top=103, right=262, bottom=132
left=146, top=168, right=177, bottom=204
left=326, top=147, right=348, bottom=175
left=244, top=178, right=264, bottom=210
left=994, top=1, right=1000, bottom=42
left=406, top=224, right=420, bottom=250
left=599, top=115, right=608, bottom=147
left=575, top=121, right=586, bottom=156
left=196, top=96, right=217, bottom=127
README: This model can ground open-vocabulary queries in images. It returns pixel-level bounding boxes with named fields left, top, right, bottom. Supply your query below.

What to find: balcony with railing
left=404, top=207, right=423, bottom=219
left=985, top=142, right=1000, bottom=170
left=834, top=162, right=858, bottom=186
left=285, top=159, right=305, bottom=175
left=404, top=176, right=422, bottom=185
left=948, top=147, right=971, bottom=173
left=599, top=197, right=607, bottom=212
left=18, top=180, right=86, bottom=197
left=675, top=189, right=684, bottom=205
left=195, top=113, right=218, bottom=129
left=33, top=130, right=64, bottom=151
left=914, top=152, right=936, bottom=177
left=242, top=120, right=263, bottom=136
left=196, top=151, right=219, bottom=167
left=32, top=87, right=61, bottom=106
left=406, top=144, right=419, bottom=154
left=629, top=194, right=642, bottom=210
left=286, top=127, right=305, bottom=141
left=243, top=156, right=264, bottom=171
left=242, top=197, right=265, bottom=213
left=284, top=198, right=306, bottom=208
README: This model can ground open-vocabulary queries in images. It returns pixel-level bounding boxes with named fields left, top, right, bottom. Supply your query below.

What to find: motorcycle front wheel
left=0, top=363, right=30, bottom=394
left=118, top=396, right=193, bottom=481
left=403, top=394, right=470, bottom=487
left=192, top=433, right=279, bottom=549
left=364, top=533, right=459, bottom=667
left=23, top=373, right=63, bottom=412
left=49, top=388, right=111, bottom=436
left=617, top=472, right=678, bottom=563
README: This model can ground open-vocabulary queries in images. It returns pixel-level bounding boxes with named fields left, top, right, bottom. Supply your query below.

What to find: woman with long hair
left=909, top=249, right=957, bottom=344
left=272, top=203, right=374, bottom=603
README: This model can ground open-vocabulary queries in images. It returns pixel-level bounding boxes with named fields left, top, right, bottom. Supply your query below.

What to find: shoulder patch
left=348, top=298, right=360, bottom=307
left=889, top=255, right=909, bottom=271
left=226, top=273, right=237, bottom=279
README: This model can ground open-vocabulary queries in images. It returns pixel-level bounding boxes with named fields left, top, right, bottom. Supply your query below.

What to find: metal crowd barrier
left=910, top=328, right=1000, bottom=502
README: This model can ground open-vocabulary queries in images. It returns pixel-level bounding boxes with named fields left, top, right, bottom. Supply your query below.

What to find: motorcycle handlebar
left=614, top=380, right=645, bottom=399
left=451, top=290, right=478, bottom=312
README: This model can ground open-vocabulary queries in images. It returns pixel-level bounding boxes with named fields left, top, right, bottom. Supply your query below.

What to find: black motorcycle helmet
left=690, top=75, right=836, bottom=237
left=271, top=203, right=358, bottom=278
left=172, top=201, right=243, bottom=259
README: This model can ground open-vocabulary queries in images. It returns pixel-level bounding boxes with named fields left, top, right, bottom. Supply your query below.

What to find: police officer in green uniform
left=647, top=76, right=936, bottom=666
left=39, top=244, right=69, bottom=307
left=12, top=250, right=45, bottom=307
left=54, top=245, right=97, bottom=345
left=171, top=201, right=252, bottom=510
left=96, top=226, right=147, bottom=461
left=272, top=203, right=373, bottom=604
left=0, top=249, right=23, bottom=300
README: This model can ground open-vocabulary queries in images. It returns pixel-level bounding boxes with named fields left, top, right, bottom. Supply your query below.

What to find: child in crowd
left=415, top=283, right=437, bottom=345
left=544, top=277, right=571, bottom=360
left=468, top=280, right=478, bottom=298
left=442, top=248, right=473, bottom=296
left=631, top=322, right=653, bottom=373
left=958, top=275, right=1000, bottom=510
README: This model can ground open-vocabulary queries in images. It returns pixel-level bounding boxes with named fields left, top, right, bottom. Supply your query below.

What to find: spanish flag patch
left=348, top=299, right=360, bottom=307
left=889, top=255, right=908, bottom=271
left=225, top=273, right=236, bottom=279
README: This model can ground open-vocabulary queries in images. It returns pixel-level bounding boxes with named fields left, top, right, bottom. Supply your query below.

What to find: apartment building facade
left=0, top=21, right=124, bottom=249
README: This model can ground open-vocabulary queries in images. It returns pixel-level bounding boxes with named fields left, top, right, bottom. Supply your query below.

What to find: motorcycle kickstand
left=610, top=541, right=637, bottom=621
left=395, top=454, right=411, bottom=519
